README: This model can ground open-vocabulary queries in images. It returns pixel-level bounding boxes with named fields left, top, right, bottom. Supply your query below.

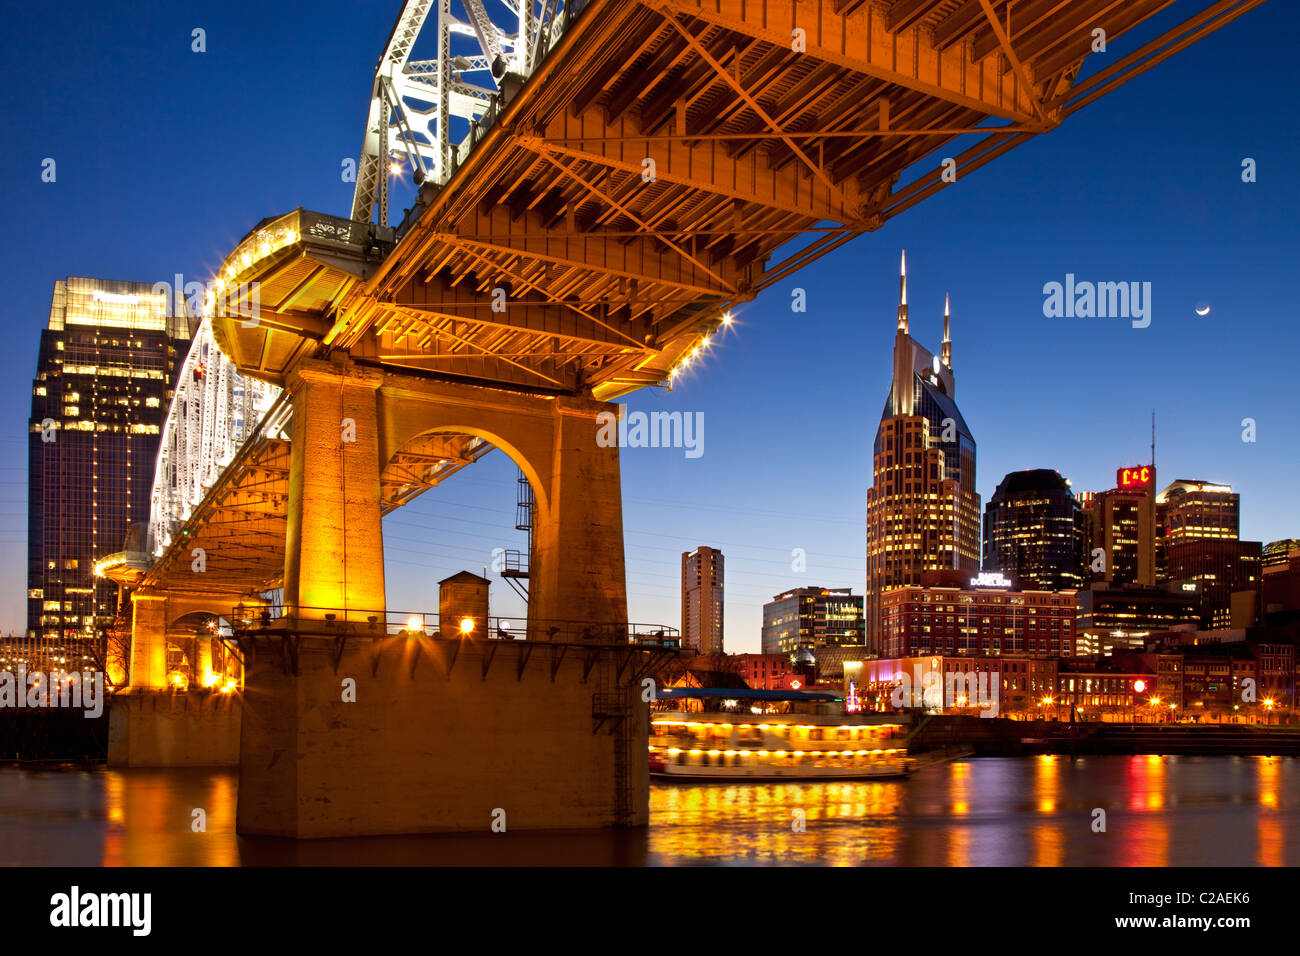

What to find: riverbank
left=910, top=715, right=1300, bottom=756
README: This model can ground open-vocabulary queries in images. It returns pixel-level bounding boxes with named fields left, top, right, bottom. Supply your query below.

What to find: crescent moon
left=1195, top=304, right=1211, bottom=316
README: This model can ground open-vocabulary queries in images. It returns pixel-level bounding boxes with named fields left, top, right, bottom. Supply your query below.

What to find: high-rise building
left=681, top=546, right=723, bottom=655
left=1155, top=480, right=1258, bottom=627
left=983, top=469, right=1085, bottom=591
left=865, top=254, right=979, bottom=653
left=1157, top=479, right=1239, bottom=543
left=1263, top=539, right=1300, bottom=571
left=760, top=587, right=865, bottom=655
left=1088, top=465, right=1157, bottom=586
left=28, top=278, right=190, bottom=646
left=1075, top=582, right=1199, bottom=656
left=1262, top=545, right=1300, bottom=622
left=1164, top=539, right=1261, bottom=628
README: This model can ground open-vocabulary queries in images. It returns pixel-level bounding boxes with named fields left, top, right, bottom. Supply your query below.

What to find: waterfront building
left=732, top=653, right=798, bottom=690
left=27, top=277, right=190, bottom=649
left=878, top=569, right=1076, bottom=659
left=761, top=586, right=864, bottom=654
left=814, top=644, right=875, bottom=682
left=1051, top=660, right=1161, bottom=722
left=866, top=254, right=979, bottom=652
left=1135, top=623, right=1299, bottom=715
left=983, top=469, right=1086, bottom=591
left=858, top=654, right=1056, bottom=718
left=681, top=546, right=724, bottom=655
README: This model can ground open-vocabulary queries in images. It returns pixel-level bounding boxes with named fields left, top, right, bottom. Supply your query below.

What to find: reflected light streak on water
left=1, top=756, right=1298, bottom=866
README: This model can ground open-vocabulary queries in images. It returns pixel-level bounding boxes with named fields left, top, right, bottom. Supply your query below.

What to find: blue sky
left=1, top=1, right=1296, bottom=650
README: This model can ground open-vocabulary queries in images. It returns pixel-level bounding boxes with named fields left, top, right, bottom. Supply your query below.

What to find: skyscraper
left=681, top=546, right=724, bottom=655
left=865, top=254, right=980, bottom=652
left=1157, top=479, right=1260, bottom=627
left=1263, top=540, right=1300, bottom=571
left=761, top=587, right=865, bottom=655
left=1088, top=466, right=1157, bottom=586
left=28, top=277, right=190, bottom=647
left=1157, top=479, right=1240, bottom=544
left=983, top=469, right=1085, bottom=591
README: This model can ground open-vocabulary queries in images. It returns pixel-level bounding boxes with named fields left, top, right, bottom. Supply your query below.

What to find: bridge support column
left=529, top=396, right=627, bottom=638
left=108, top=590, right=245, bottom=767
left=127, top=592, right=168, bottom=690
left=283, top=358, right=386, bottom=623
left=236, top=634, right=649, bottom=837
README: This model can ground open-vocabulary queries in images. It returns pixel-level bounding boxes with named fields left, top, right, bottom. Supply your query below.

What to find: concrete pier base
left=107, top=690, right=242, bottom=767
left=235, top=635, right=651, bottom=838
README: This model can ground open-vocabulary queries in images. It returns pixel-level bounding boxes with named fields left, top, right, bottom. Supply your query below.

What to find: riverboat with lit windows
left=648, top=711, right=914, bottom=781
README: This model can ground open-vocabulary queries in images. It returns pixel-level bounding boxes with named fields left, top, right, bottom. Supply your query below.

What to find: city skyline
left=0, top=2, right=1296, bottom=656
left=2, top=0, right=1299, bottom=889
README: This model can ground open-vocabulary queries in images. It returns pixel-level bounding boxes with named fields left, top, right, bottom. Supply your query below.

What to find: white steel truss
left=148, top=316, right=283, bottom=558
left=351, top=0, right=576, bottom=225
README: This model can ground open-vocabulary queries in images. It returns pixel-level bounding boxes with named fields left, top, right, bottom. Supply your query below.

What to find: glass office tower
left=983, top=469, right=1086, bottom=591
left=27, top=277, right=190, bottom=656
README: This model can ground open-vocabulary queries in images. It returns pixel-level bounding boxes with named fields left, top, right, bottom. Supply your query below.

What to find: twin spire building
left=865, top=253, right=981, bottom=650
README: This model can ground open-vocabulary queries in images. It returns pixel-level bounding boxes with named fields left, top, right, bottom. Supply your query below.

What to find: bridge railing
left=227, top=605, right=679, bottom=647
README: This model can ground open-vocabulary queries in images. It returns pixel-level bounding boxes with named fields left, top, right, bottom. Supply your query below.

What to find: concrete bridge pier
left=235, top=358, right=643, bottom=836
left=107, top=589, right=245, bottom=767
left=234, top=633, right=651, bottom=838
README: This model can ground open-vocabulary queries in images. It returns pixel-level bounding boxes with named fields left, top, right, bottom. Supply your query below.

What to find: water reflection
left=1, top=756, right=1297, bottom=866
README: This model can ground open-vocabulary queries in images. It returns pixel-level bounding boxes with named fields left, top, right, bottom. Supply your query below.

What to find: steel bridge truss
left=353, top=0, right=579, bottom=226
left=148, top=316, right=283, bottom=560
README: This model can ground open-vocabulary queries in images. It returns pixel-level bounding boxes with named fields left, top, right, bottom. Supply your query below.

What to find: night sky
left=1, top=1, right=1296, bottom=649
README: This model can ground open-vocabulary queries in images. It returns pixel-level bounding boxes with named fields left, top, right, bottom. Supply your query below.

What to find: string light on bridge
left=667, top=311, right=738, bottom=385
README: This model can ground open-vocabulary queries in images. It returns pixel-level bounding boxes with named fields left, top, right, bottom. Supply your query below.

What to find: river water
left=1, top=755, right=1296, bottom=866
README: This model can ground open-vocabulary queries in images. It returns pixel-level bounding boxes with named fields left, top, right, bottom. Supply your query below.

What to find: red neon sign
left=1117, top=466, right=1152, bottom=490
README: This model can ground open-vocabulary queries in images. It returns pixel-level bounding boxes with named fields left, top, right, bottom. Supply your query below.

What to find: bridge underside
left=211, top=0, right=1263, bottom=400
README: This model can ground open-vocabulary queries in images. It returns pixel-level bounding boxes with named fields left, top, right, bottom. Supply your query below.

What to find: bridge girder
left=322, top=0, right=1261, bottom=400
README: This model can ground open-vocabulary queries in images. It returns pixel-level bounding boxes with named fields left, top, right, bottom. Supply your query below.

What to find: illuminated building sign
left=1117, top=465, right=1153, bottom=490
left=969, top=572, right=1012, bottom=589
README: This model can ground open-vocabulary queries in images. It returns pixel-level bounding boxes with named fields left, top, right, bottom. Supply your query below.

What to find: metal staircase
left=592, top=667, right=633, bottom=825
